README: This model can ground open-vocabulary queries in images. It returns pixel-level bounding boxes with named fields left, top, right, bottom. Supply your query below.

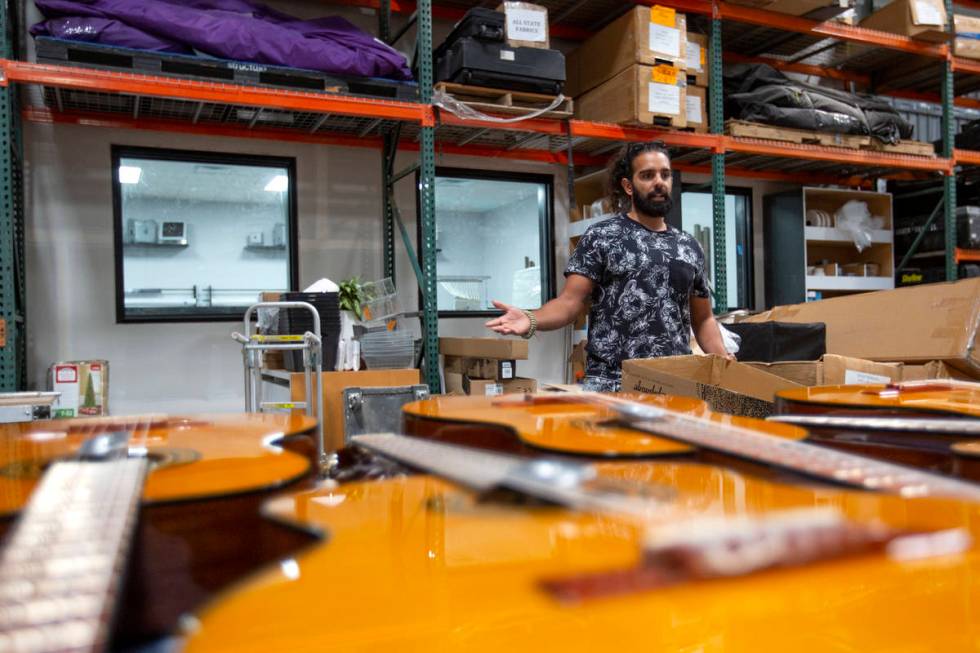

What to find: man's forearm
left=695, top=317, right=728, bottom=356
left=531, top=296, right=584, bottom=331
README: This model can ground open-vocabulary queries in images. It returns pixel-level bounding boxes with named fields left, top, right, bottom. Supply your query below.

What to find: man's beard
left=633, top=189, right=672, bottom=218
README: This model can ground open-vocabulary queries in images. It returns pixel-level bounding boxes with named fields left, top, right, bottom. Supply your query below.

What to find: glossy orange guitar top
left=182, top=463, right=980, bottom=653
left=404, top=393, right=807, bottom=457
left=0, top=412, right=317, bottom=515
left=181, top=396, right=980, bottom=653
left=777, top=381, right=980, bottom=418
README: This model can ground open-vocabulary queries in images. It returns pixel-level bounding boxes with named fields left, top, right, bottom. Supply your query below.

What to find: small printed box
left=49, top=360, right=109, bottom=418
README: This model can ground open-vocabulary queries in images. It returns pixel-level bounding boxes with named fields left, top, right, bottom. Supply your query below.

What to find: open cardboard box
left=743, top=278, right=980, bottom=378
left=746, top=354, right=903, bottom=386
left=749, top=354, right=976, bottom=386
left=621, top=354, right=801, bottom=418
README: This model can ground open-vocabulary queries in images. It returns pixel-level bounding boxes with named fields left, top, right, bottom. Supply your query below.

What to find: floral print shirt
left=565, top=214, right=711, bottom=387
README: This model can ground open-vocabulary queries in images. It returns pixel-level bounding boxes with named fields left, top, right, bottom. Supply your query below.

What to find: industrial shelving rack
left=0, top=0, right=975, bottom=392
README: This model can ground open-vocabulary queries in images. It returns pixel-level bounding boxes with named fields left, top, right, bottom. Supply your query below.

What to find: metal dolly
left=232, top=301, right=327, bottom=472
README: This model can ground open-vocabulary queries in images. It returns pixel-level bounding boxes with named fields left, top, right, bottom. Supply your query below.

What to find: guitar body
left=402, top=393, right=806, bottom=456
left=0, top=413, right=321, bottom=647
left=181, top=397, right=980, bottom=652
left=776, top=384, right=980, bottom=478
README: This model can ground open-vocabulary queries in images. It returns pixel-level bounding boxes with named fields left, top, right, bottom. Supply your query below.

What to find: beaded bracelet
left=521, top=310, right=537, bottom=339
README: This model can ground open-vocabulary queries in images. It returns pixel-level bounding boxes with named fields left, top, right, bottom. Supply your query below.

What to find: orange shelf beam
left=724, top=135, right=953, bottom=172
left=25, top=106, right=873, bottom=185
left=22, top=106, right=598, bottom=165
left=957, top=248, right=980, bottom=262
left=955, top=148, right=980, bottom=165
left=437, top=114, right=725, bottom=150
left=0, top=60, right=433, bottom=125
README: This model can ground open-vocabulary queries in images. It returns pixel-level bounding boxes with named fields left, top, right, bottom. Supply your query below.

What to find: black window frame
left=680, top=183, right=755, bottom=311
left=111, top=145, right=299, bottom=324
left=418, top=167, right=556, bottom=318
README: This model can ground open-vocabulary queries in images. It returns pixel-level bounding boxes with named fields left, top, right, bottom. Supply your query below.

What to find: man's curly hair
left=607, top=141, right=672, bottom=212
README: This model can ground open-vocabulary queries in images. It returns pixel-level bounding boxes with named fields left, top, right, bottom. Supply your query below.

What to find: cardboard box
left=439, top=337, right=529, bottom=360
left=686, top=85, right=707, bottom=133
left=954, top=14, right=980, bottom=60
left=566, top=6, right=687, bottom=97
left=685, top=32, right=709, bottom=86
left=464, top=376, right=538, bottom=396
left=49, top=360, right=109, bottom=418
left=902, top=360, right=977, bottom=381
left=745, top=360, right=823, bottom=386
left=621, top=354, right=802, bottom=418
left=822, top=354, right=903, bottom=384
left=746, top=355, right=905, bottom=386
left=744, top=278, right=980, bottom=377
left=290, top=369, right=420, bottom=452
left=576, top=63, right=687, bottom=128
left=444, top=355, right=517, bottom=380
left=444, top=371, right=466, bottom=395
left=860, top=0, right=948, bottom=42
left=497, top=2, right=550, bottom=49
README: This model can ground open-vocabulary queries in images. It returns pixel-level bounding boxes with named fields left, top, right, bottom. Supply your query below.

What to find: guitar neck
left=0, top=457, right=148, bottom=653
left=509, top=392, right=980, bottom=501
left=626, top=409, right=980, bottom=501
left=768, top=414, right=980, bottom=435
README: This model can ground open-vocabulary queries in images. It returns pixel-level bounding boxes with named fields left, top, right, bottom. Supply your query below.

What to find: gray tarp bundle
left=724, top=64, right=913, bottom=145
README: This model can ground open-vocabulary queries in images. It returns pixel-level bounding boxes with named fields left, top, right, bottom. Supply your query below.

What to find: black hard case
left=435, top=38, right=565, bottom=94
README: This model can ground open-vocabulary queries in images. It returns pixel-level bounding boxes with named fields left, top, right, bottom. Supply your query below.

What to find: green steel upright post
left=379, top=1, right=396, bottom=283
left=0, top=2, right=22, bottom=391
left=709, top=8, right=728, bottom=313
left=418, top=0, right=441, bottom=393
left=942, top=0, right=957, bottom=281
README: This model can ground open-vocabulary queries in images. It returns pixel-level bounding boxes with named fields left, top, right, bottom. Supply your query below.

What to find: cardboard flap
left=711, top=355, right=801, bottom=402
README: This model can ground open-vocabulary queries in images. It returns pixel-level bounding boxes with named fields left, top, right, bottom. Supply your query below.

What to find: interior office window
left=427, top=169, right=554, bottom=315
left=680, top=187, right=754, bottom=310
left=112, top=147, right=297, bottom=322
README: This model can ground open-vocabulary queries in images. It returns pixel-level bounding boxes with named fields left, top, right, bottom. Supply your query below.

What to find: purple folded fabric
left=33, top=0, right=413, bottom=80
left=31, top=17, right=192, bottom=53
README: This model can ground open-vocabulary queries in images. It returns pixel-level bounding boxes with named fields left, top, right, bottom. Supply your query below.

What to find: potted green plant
left=338, top=276, right=366, bottom=321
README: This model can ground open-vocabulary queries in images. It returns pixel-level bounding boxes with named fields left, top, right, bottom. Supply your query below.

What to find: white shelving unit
left=805, top=276, right=895, bottom=291
left=803, top=187, right=895, bottom=299
left=803, top=227, right=893, bottom=246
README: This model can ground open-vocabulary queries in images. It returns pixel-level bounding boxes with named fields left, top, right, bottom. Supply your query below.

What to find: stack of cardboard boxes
left=566, top=6, right=707, bottom=132
left=441, top=337, right=538, bottom=396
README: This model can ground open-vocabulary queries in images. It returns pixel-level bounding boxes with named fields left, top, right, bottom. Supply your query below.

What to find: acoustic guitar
left=773, top=381, right=980, bottom=478
left=0, top=412, right=320, bottom=650
left=181, top=395, right=980, bottom=653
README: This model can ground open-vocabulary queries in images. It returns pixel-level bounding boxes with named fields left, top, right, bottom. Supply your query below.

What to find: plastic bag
left=834, top=200, right=874, bottom=252
left=433, top=88, right=566, bottom=124
left=720, top=324, right=741, bottom=355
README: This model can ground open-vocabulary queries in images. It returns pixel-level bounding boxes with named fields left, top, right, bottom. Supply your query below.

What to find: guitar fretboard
left=625, top=413, right=980, bottom=501
left=0, top=458, right=148, bottom=653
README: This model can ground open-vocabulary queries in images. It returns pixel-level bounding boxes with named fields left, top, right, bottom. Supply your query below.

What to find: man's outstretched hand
left=485, top=300, right=530, bottom=336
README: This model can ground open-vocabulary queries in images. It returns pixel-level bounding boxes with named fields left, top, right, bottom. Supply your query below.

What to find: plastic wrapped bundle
left=724, top=64, right=913, bottom=145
